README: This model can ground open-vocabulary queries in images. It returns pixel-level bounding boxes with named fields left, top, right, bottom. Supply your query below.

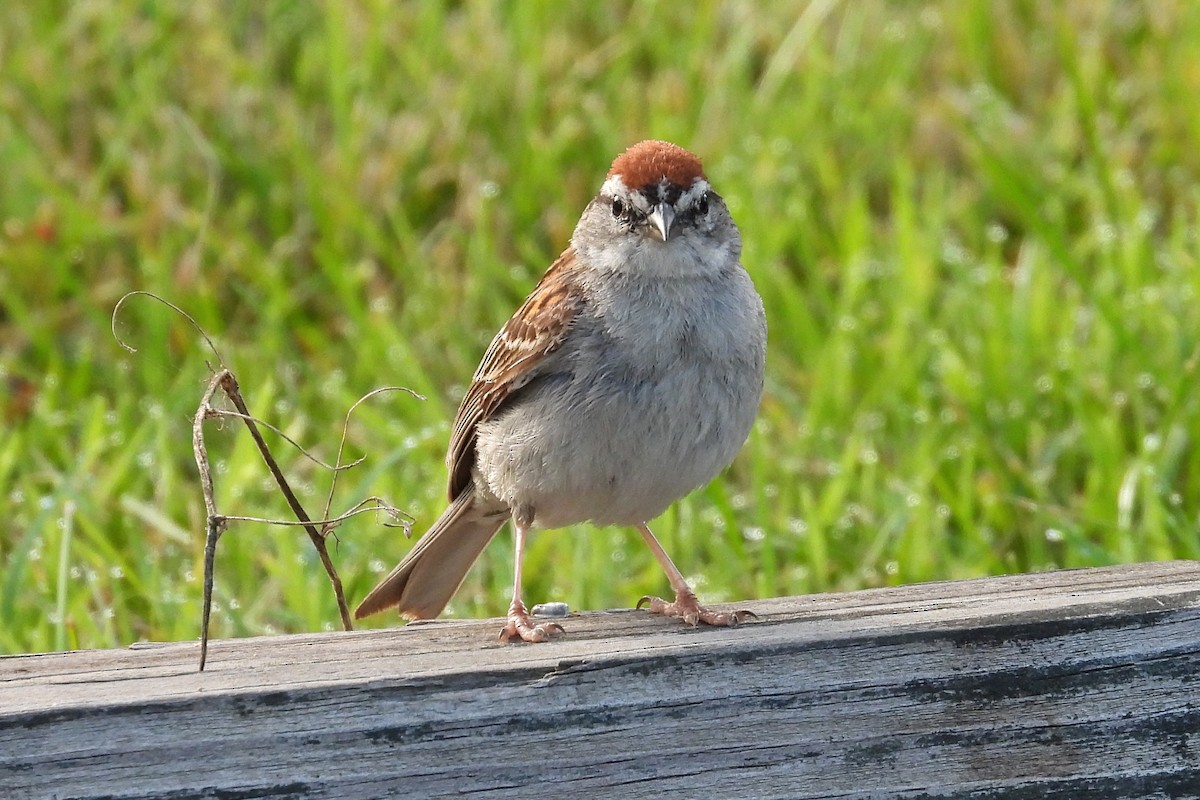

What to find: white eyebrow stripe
left=601, top=177, right=711, bottom=211
left=679, top=179, right=711, bottom=206
left=600, top=176, right=629, bottom=197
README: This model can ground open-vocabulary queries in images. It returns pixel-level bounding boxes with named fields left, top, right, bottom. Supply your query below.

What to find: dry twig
left=112, top=292, right=417, bottom=671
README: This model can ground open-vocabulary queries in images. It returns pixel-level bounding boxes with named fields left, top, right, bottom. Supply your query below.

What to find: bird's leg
left=635, top=522, right=757, bottom=627
left=499, top=514, right=563, bottom=643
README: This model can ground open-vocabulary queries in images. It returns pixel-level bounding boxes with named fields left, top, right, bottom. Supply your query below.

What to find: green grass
left=2, top=1, right=1199, bottom=655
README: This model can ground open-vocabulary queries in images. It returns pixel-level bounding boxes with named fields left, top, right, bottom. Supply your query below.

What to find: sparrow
left=355, top=140, right=767, bottom=642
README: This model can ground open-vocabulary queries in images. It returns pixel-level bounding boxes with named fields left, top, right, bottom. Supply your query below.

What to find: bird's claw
left=637, top=593, right=758, bottom=627
left=499, top=609, right=565, bottom=643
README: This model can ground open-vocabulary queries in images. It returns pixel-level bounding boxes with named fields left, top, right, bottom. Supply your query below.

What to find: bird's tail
left=354, top=489, right=508, bottom=620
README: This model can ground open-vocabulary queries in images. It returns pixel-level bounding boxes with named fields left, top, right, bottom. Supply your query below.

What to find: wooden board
left=2, top=561, right=1199, bottom=799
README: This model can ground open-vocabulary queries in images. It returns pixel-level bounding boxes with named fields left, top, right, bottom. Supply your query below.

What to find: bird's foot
left=499, top=602, right=564, bottom=643
left=637, top=589, right=757, bottom=627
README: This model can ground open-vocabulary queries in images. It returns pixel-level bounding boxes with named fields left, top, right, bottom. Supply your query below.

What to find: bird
left=355, top=140, right=767, bottom=642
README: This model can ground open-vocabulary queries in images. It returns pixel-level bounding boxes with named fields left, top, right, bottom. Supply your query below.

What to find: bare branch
left=194, top=371, right=229, bottom=671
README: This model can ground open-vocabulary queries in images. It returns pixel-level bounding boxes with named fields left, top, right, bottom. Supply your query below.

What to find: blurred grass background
left=2, top=1, right=1198, bottom=655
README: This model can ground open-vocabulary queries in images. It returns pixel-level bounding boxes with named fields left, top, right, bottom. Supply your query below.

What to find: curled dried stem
left=111, top=290, right=225, bottom=367
left=323, top=386, right=425, bottom=531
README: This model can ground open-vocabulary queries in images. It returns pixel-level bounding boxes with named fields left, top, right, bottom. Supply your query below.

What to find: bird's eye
left=611, top=198, right=626, bottom=219
left=696, top=194, right=710, bottom=215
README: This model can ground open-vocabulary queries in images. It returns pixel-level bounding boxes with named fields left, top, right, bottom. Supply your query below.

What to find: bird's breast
left=473, top=268, right=765, bottom=529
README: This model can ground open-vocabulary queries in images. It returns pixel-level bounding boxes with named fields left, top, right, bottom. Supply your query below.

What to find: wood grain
left=2, top=561, right=1198, bottom=799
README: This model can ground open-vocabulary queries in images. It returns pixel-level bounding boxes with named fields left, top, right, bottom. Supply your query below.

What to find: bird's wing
left=446, top=247, right=587, bottom=499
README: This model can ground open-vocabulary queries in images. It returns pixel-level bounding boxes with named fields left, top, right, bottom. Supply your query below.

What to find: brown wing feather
left=446, top=248, right=586, bottom=499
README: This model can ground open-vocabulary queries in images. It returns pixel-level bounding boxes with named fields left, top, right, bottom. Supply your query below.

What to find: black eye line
left=611, top=196, right=648, bottom=226
left=610, top=191, right=711, bottom=229
left=612, top=197, right=640, bottom=222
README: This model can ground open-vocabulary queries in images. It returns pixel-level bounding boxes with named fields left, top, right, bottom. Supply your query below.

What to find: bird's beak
left=646, top=203, right=675, bottom=242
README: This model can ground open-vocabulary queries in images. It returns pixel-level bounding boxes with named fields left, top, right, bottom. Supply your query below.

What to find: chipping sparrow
left=356, top=140, right=767, bottom=642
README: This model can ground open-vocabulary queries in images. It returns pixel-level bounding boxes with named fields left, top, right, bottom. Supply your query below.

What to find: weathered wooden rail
left=2, top=561, right=1198, bottom=799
